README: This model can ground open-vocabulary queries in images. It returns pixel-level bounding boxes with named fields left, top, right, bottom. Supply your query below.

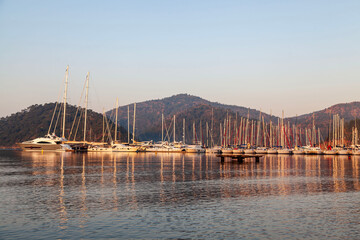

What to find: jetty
left=216, top=154, right=264, bottom=163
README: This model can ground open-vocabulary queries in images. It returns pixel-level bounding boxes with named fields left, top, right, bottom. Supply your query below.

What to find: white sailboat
left=112, top=103, right=139, bottom=152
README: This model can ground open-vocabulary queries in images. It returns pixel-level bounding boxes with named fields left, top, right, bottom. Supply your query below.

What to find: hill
left=286, top=102, right=360, bottom=140
left=107, top=94, right=274, bottom=142
left=0, top=103, right=128, bottom=147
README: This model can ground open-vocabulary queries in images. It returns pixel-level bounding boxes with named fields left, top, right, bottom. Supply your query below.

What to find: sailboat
left=112, top=103, right=139, bottom=152
left=18, top=66, right=73, bottom=152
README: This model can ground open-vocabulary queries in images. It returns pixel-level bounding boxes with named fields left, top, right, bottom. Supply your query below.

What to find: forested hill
left=0, top=103, right=127, bottom=147
left=287, top=102, right=360, bottom=131
left=107, top=93, right=274, bottom=141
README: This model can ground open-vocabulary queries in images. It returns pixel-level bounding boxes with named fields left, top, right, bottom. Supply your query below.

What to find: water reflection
left=7, top=152, right=360, bottom=218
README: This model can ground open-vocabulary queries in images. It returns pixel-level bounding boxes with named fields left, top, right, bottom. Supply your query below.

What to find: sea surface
left=0, top=150, right=359, bottom=239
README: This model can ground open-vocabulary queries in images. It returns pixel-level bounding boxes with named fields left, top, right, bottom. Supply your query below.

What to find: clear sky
left=1, top=0, right=359, bottom=118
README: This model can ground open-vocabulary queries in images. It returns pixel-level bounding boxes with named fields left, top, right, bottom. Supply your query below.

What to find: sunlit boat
left=323, top=148, right=338, bottom=155
left=303, top=146, right=323, bottom=155
left=221, top=148, right=233, bottom=154
left=266, top=148, right=278, bottom=154
left=277, top=148, right=292, bottom=154
left=185, top=144, right=205, bottom=153
left=292, top=147, right=304, bottom=155
left=337, top=148, right=350, bottom=155
left=232, top=148, right=243, bottom=154
left=18, top=134, right=72, bottom=151
left=206, top=146, right=222, bottom=154
left=255, top=147, right=267, bottom=154
left=243, top=149, right=255, bottom=154
left=112, top=143, right=139, bottom=152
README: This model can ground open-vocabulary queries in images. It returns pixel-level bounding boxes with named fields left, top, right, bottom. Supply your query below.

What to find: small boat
left=323, top=149, right=338, bottom=155
left=185, top=144, right=205, bottom=153
left=337, top=148, right=350, bottom=155
left=255, top=147, right=267, bottom=154
left=266, top=148, right=278, bottom=154
left=221, top=148, right=233, bottom=154
left=243, top=149, right=255, bottom=154
left=292, top=148, right=304, bottom=155
left=112, top=143, right=139, bottom=152
left=206, top=146, right=222, bottom=154
left=277, top=148, right=292, bottom=154
left=232, top=148, right=243, bottom=154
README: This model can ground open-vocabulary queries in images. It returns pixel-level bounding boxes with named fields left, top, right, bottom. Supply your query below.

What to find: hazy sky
left=1, top=0, right=359, bottom=118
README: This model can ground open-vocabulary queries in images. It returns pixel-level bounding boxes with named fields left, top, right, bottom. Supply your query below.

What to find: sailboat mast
left=132, top=103, right=136, bottom=144
left=173, top=115, right=176, bottom=143
left=128, top=105, right=130, bottom=144
left=115, top=98, right=118, bottom=142
left=162, top=112, right=164, bottom=143
left=183, top=118, right=185, bottom=144
left=102, top=109, right=105, bottom=143
left=62, top=66, right=69, bottom=139
left=83, top=72, right=89, bottom=142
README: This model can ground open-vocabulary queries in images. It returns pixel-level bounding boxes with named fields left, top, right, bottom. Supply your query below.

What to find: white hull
left=232, top=149, right=243, bottom=154
left=185, top=145, right=205, bottom=153
left=255, top=148, right=267, bottom=154
left=277, top=149, right=292, bottom=154
left=337, top=150, right=350, bottom=155
left=292, top=149, right=304, bottom=155
left=18, top=134, right=72, bottom=152
left=243, top=149, right=255, bottom=154
left=352, top=150, right=360, bottom=155
left=323, top=150, right=338, bottom=155
left=221, top=148, right=233, bottom=154
left=266, top=149, right=278, bottom=154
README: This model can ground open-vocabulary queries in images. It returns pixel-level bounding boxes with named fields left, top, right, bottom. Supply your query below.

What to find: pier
left=216, top=154, right=264, bottom=163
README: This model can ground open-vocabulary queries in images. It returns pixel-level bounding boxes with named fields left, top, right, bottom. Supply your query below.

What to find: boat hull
left=18, top=143, right=67, bottom=151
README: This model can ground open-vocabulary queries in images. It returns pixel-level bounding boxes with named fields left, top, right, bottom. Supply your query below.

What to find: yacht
left=18, top=134, right=72, bottom=151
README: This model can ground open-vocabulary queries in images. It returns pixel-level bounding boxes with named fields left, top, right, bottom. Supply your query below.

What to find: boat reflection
left=18, top=151, right=360, bottom=226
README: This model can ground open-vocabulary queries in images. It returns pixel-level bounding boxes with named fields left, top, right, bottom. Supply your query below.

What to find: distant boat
left=18, top=66, right=72, bottom=152
left=243, top=148, right=255, bottom=154
left=292, top=147, right=304, bottom=155
left=112, top=143, right=139, bottom=152
left=221, top=147, right=233, bottom=154
left=266, top=148, right=278, bottom=154
left=184, top=144, right=205, bottom=153
left=255, top=147, right=267, bottom=154
left=277, top=148, right=292, bottom=154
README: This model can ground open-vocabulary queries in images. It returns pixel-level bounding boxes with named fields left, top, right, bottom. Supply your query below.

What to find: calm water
left=0, top=151, right=359, bottom=239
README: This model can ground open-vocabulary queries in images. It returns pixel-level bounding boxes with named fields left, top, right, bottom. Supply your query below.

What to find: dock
left=216, top=154, right=264, bottom=163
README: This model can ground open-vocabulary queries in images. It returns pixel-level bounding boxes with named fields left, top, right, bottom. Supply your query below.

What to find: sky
left=0, top=0, right=360, bottom=118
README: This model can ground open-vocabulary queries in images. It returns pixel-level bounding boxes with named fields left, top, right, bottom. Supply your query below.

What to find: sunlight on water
left=0, top=151, right=359, bottom=239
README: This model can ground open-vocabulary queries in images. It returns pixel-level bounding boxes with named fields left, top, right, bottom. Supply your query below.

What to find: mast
left=161, top=112, right=164, bottom=142
left=183, top=118, right=185, bottom=144
left=62, top=65, right=69, bottom=139
left=193, top=122, right=196, bottom=144
left=83, top=72, right=89, bottom=142
left=115, top=98, right=118, bottom=142
left=102, top=109, right=105, bottom=143
left=173, top=115, right=176, bottom=143
left=132, top=103, right=136, bottom=144
left=128, top=105, right=130, bottom=144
